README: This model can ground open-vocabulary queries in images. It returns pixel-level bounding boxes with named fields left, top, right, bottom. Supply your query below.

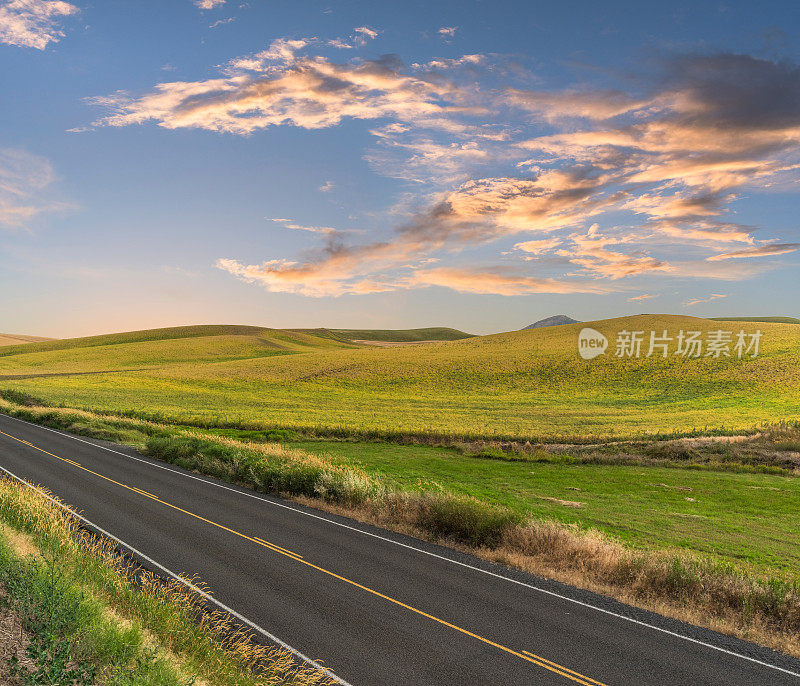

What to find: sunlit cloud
left=353, top=26, right=378, bottom=40
left=508, top=88, right=648, bottom=122
left=564, top=225, right=673, bottom=279
left=0, top=0, right=78, bottom=49
left=684, top=293, right=727, bottom=307
left=706, top=243, right=800, bottom=261
left=628, top=293, right=659, bottom=302
left=88, top=41, right=800, bottom=297
left=193, top=0, right=225, bottom=9
left=90, top=44, right=467, bottom=135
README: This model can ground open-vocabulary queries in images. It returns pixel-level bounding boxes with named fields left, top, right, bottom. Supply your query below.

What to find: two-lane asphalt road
left=0, top=413, right=798, bottom=685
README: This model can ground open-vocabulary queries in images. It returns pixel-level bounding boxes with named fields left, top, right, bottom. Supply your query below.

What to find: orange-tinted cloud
left=706, top=243, right=800, bottom=261
left=91, top=45, right=800, bottom=296
left=90, top=46, right=466, bottom=135
left=684, top=293, right=727, bottom=307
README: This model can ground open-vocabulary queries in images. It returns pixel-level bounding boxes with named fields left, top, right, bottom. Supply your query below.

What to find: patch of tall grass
left=0, top=478, right=335, bottom=685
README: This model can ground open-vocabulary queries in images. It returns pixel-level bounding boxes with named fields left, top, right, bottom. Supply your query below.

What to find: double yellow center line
left=0, top=428, right=607, bottom=686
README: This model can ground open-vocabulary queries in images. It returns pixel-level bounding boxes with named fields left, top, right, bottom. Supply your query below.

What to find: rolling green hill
left=0, top=324, right=353, bottom=359
left=0, top=315, right=797, bottom=439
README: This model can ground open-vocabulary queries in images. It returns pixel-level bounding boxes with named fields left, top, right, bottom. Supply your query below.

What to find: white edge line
left=3, top=412, right=800, bottom=680
left=0, top=462, right=352, bottom=686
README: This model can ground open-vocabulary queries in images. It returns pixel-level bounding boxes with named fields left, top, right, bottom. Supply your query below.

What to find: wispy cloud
left=684, top=293, right=727, bottom=307
left=0, top=148, right=72, bottom=229
left=628, top=293, right=659, bottom=302
left=438, top=26, right=457, bottom=38
left=514, top=237, right=562, bottom=255
left=706, top=243, right=800, bottom=261
left=406, top=267, right=610, bottom=296
left=267, top=218, right=338, bottom=235
left=209, top=16, right=234, bottom=28
left=0, top=0, right=78, bottom=49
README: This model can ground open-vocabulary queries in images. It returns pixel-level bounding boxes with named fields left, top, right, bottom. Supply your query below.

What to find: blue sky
left=1, top=0, right=799, bottom=337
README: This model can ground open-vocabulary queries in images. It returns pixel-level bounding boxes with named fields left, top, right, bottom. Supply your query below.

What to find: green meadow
left=285, top=439, right=800, bottom=573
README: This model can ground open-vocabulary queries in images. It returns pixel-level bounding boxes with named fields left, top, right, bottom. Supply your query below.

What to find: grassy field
left=0, top=314, right=797, bottom=440
left=284, top=439, right=800, bottom=572
left=710, top=316, right=800, bottom=324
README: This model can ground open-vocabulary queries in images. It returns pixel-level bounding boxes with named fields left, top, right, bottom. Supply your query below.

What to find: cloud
left=514, top=237, right=562, bottom=255
left=216, top=256, right=610, bottom=297
left=89, top=46, right=467, bottom=135
left=684, top=293, right=727, bottom=307
left=438, top=26, right=457, bottom=38
left=406, top=267, right=609, bottom=295
left=517, top=54, right=800, bottom=239
left=562, top=225, right=673, bottom=279
left=628, top=293, right=659, bottom=301
left=508, top=89, right=648, bottom=122
left=193, top=0, right=225, bottom=9
left=0, top=148, right=72, bottom=229
left=267, top=218, right=339, bottom=235
left=318, top=180, right=335, bottom=193
left=209, top=17, right=234, bottom=28
left=0, top=0, right=78, bottom=49
left=366, top=135, right=494, bottom=183
left=412, top=54, right=485, bottom=71
left=353, top=26, right=378, bottom=40
left=706, top=243, right=800, bottom=261
left=89, top=43, right=800, bottom=297
left=215, top=172, right=630, bottom=296
left=215, top=256, right=402, bottom=296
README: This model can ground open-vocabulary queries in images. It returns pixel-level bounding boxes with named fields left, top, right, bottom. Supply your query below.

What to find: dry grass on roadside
left=0, top=478, right=335, bottom=686
left=294, top=494, right=800, bottom=659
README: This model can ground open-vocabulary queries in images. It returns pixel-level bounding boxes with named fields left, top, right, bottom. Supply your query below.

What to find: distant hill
left=0, top=324, right=356, bottom=359
left=710, top=316, right=800, bottom=325
left=0, top=333, right=54, bottom=347
left=523, top=315, right=580, bottom=330
left=0, top=324, right=474, bottom=361
left=327, top=327, right=475, bottom=342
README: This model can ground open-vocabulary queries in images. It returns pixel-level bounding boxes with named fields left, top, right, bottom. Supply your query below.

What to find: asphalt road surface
left=0, top=412, right=798, bottom=686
